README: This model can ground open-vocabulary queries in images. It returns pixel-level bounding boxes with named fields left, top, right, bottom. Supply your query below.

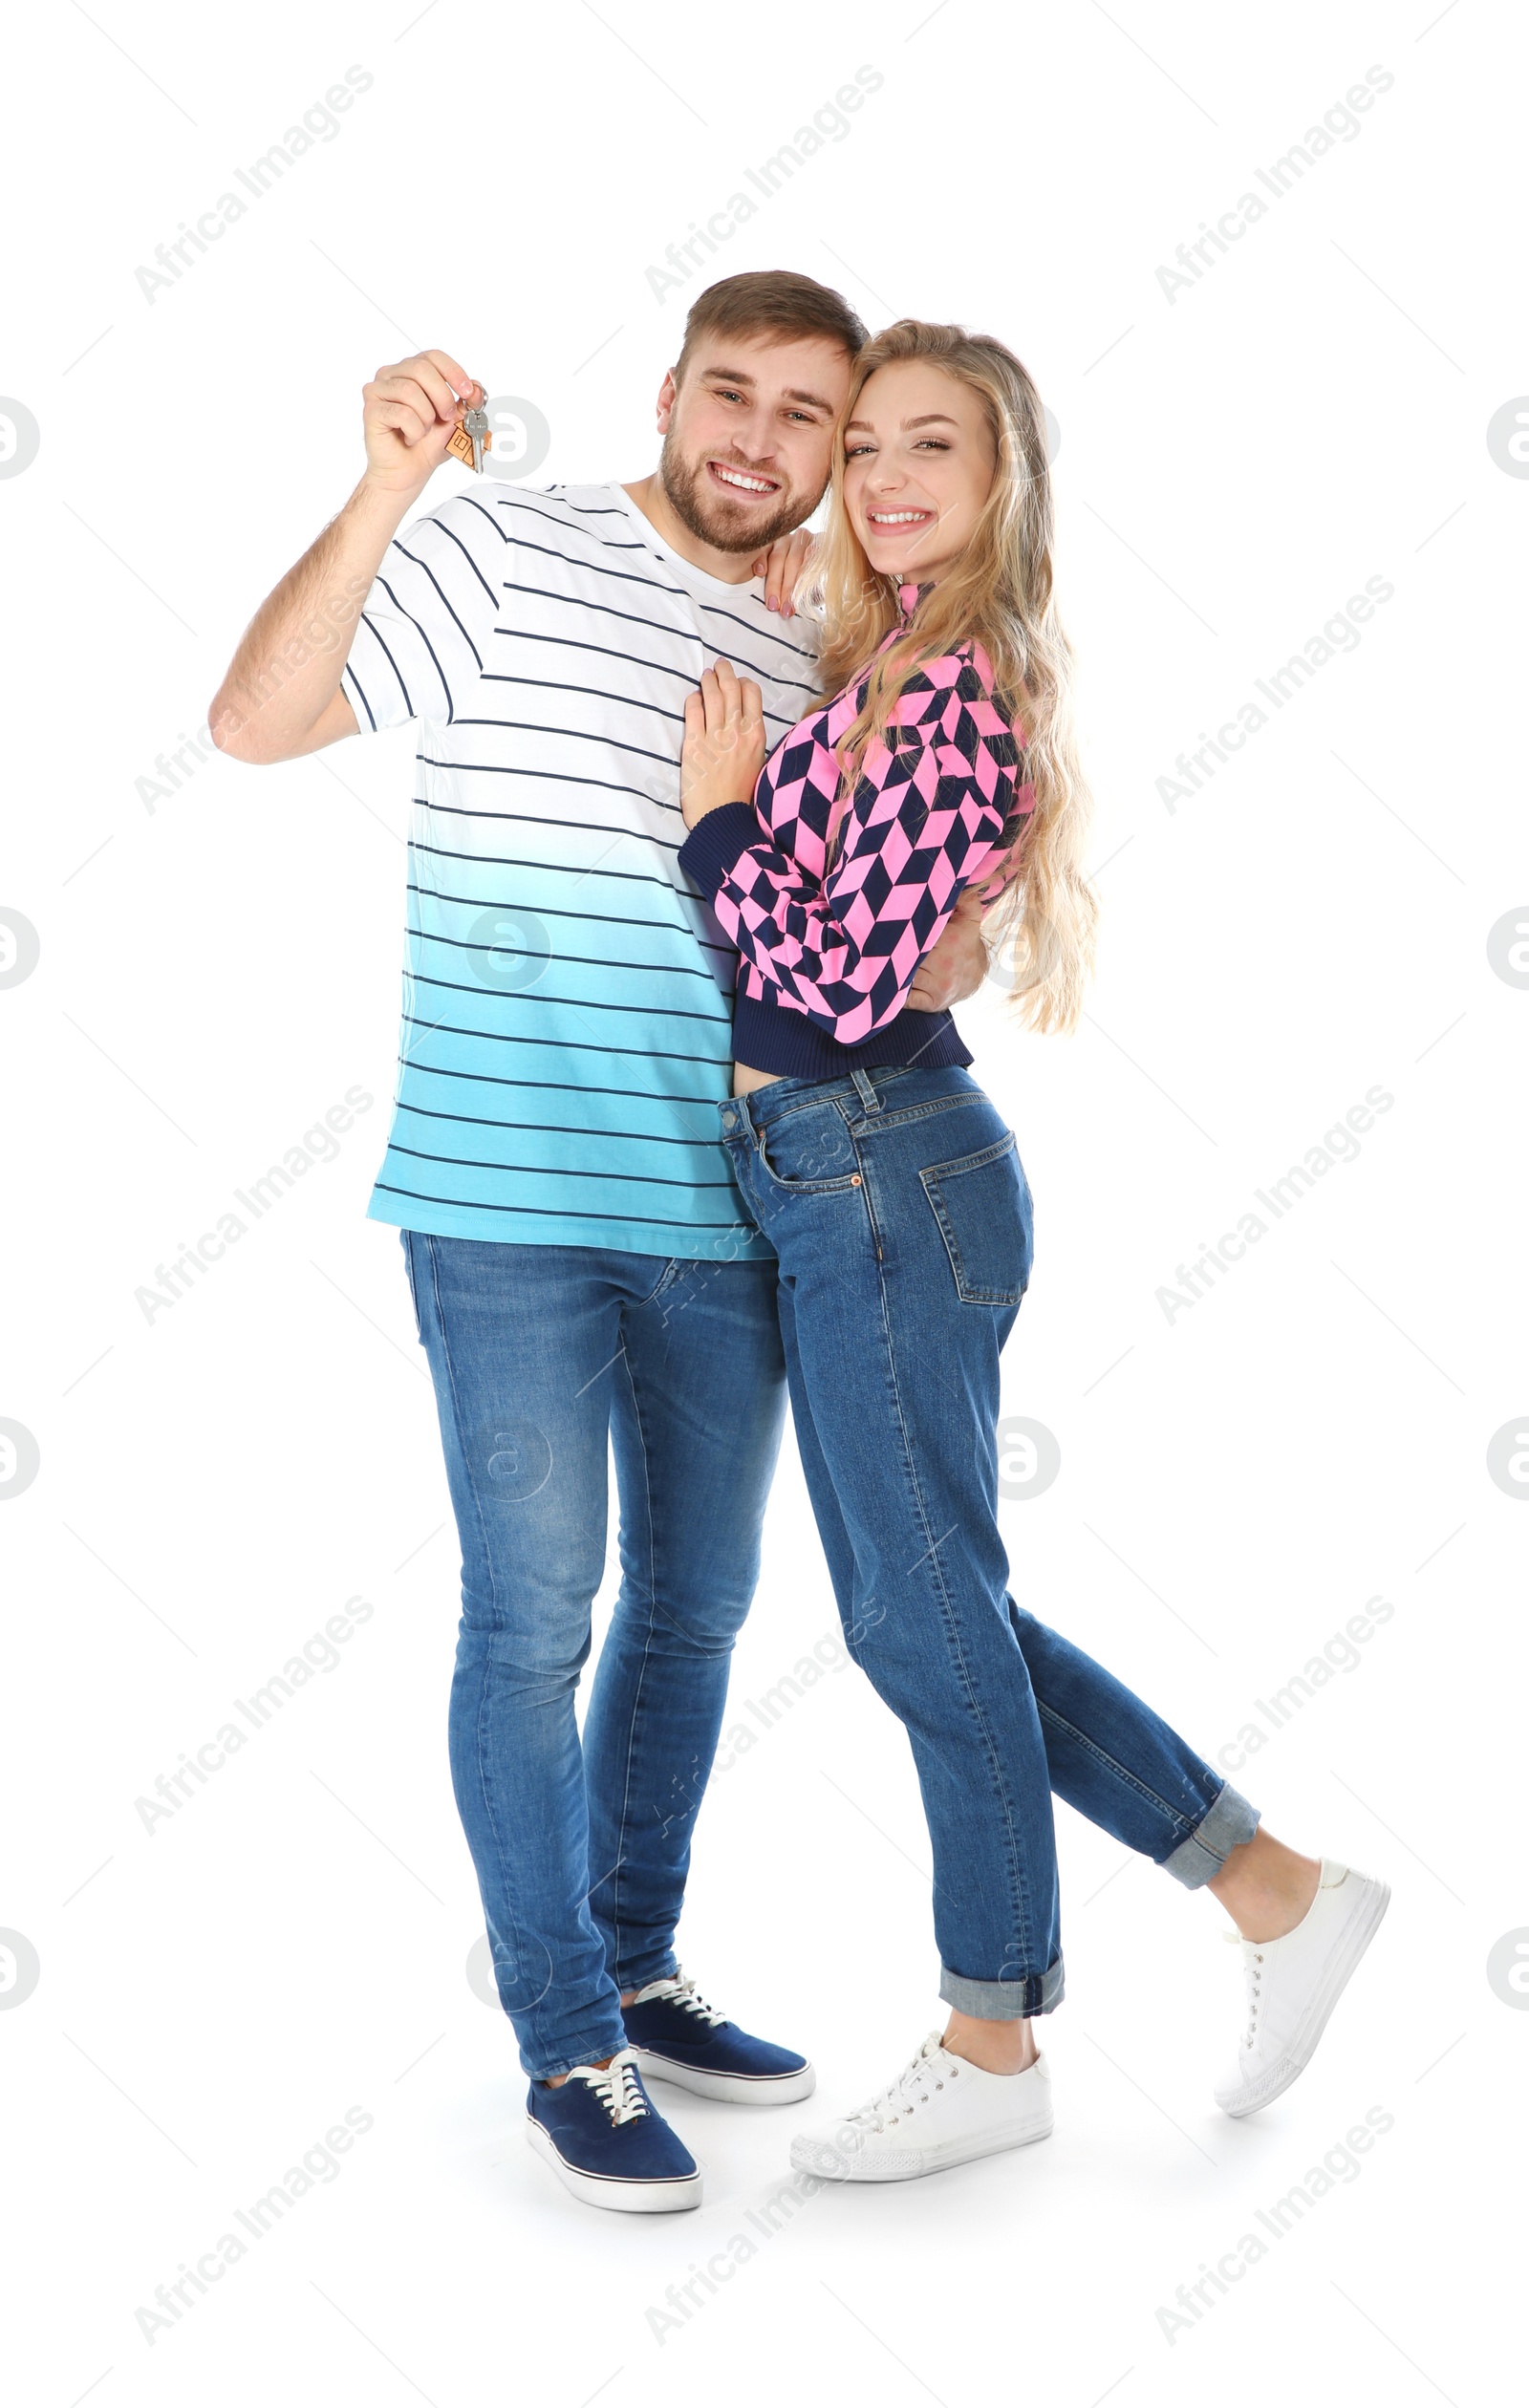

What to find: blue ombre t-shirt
left=340, top=481, right=821, bottom=1258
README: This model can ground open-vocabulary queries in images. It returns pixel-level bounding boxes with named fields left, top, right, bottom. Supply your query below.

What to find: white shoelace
left=572, top=2049, right=649, bottom=2125
left=632, top=1969, right=727, bottom=2028
left=1223, top=1931, right=1266, bottom=2052
left=847, top=2032, right=958, bottom=2133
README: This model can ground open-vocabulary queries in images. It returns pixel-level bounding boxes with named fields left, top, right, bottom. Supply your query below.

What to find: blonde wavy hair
left=807, top=320, right=1097, bottom=1036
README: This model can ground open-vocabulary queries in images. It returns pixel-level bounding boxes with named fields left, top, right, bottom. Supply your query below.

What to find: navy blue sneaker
left=622, top=1969, right=816, bottom=2106
left=525, top=2049, right=701, bottom=2212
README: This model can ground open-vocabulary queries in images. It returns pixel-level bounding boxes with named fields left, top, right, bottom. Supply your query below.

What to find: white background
left=2, top=2, right=1525, bottom=2401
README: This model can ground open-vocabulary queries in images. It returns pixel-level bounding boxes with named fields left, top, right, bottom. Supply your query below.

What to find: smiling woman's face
left=841, top=357, right=999, bottom=587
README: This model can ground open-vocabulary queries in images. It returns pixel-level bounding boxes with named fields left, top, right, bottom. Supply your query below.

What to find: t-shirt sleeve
left=340, top=486, right=507, bottom=733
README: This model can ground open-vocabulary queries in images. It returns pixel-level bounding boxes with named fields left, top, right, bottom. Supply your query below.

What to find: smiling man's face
left=656, top=332, right=852, bottom=554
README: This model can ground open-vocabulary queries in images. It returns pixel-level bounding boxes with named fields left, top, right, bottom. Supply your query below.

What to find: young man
left=210, top=271, right=991, bottom=2213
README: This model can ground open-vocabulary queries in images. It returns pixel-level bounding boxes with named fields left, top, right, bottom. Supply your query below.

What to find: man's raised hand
left=362, top=351, right=483, bottom=498
left=210, top=351, right=482, bottom=763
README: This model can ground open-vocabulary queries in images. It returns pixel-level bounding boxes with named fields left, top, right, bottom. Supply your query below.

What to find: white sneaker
left=789, top=2031, right=1054, bottom=2183
left=1216, top=1858, right=1389, bottom=2118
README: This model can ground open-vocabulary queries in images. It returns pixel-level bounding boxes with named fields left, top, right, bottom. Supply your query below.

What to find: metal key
left=463, top=401, right=489, bottom=474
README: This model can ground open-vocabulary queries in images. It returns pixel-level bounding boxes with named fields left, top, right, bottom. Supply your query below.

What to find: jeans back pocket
left=919, top=1130, right=1033, bottom=1304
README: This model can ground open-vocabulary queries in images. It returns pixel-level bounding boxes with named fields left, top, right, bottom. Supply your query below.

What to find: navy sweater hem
left=730, top=994, right=973, bottom=1080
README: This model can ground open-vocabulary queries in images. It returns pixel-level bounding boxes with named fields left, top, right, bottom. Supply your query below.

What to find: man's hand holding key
left=362, top=350, right=488, bottom=498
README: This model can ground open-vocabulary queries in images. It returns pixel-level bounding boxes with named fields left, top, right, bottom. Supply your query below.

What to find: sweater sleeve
left=678, top=655, right=1023, bottom=1044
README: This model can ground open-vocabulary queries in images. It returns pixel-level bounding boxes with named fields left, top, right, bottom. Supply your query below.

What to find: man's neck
left=621, top=472, right=760, bottom=586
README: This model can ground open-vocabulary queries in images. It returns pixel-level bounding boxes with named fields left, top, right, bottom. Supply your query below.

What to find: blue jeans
left=721, top=1063, right=1258, bottom=2019
left=402, top=1232, right=786, bottom=2081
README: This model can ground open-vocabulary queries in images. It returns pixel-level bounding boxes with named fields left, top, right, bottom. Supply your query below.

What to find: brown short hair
left=673, top=269, right=869, bottom=387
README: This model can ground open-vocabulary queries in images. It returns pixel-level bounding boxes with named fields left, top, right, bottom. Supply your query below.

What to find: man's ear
left=656, top=368, right=678, bottom=435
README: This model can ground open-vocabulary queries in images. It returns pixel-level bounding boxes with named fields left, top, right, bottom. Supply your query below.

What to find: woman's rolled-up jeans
left=721, top=1061, right=1257, bottom=2018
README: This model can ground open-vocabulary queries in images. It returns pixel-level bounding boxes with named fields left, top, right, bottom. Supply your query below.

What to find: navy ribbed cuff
left=677, top=801, right=760, bottom=897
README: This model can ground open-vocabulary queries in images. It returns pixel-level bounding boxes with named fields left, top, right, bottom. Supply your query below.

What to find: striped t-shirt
left=340, top=481, right=822, bottom=1258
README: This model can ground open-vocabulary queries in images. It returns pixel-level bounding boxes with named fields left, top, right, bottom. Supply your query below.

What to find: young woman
left=676, top=320, right=1389, bottom=2183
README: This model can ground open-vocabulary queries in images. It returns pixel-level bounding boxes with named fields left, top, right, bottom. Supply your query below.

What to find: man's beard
left=658, top=431, right=806, bottom=554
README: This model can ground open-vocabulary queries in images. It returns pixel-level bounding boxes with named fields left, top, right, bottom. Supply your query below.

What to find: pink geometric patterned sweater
left=678, top=581, right=1034, bottom=1080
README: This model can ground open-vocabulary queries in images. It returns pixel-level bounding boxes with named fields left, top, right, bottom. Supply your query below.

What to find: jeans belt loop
left=851, top=1066, right=882, bottom=1115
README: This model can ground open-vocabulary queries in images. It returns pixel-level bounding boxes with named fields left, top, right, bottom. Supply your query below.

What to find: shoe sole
left=789, top=2115, right=1054, bottom=2183
left=1217, top=1874, right=1391, bottom=2119
left=524, top=2114, right=702, bottom=2211
left=627, top=2049, right=817, bottom=2107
